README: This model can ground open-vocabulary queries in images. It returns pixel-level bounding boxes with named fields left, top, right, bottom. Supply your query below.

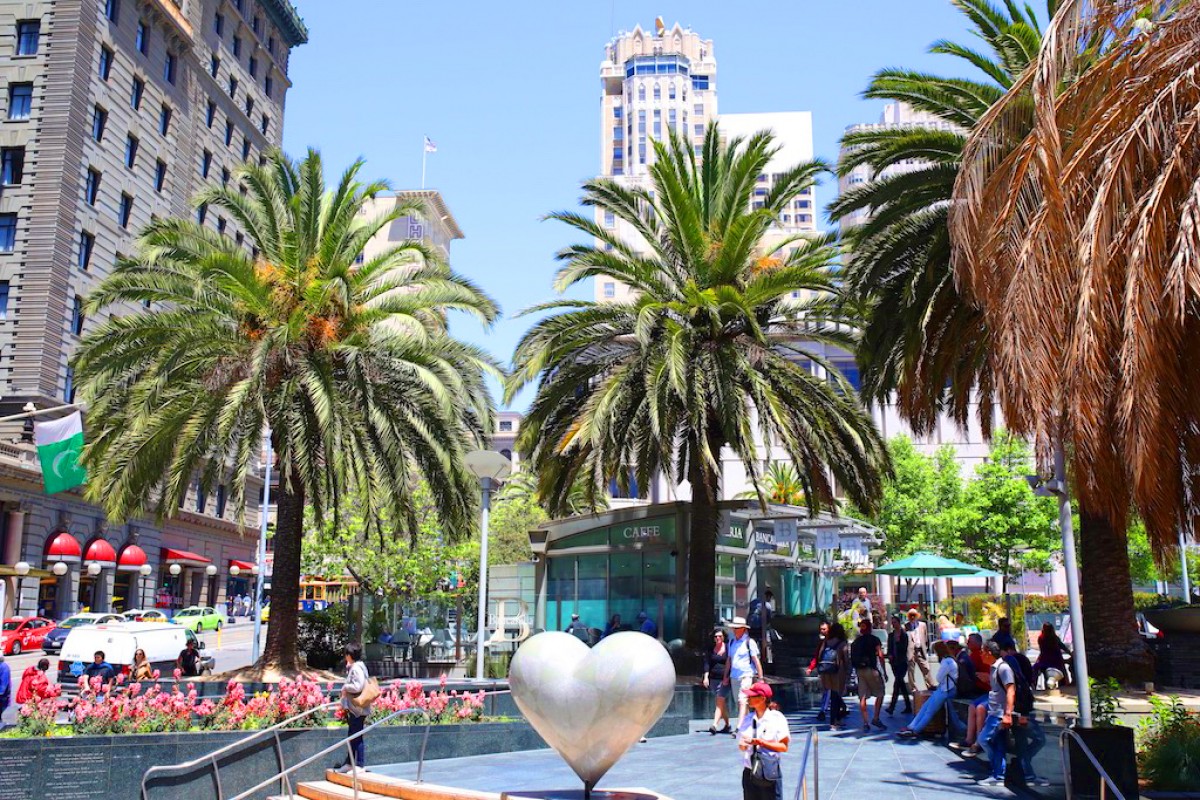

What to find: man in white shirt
left=722, top=616, right=764, bottom=735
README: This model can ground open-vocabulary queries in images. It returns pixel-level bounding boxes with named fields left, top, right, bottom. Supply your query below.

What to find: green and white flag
left=34, top=411, right=87, bottom=494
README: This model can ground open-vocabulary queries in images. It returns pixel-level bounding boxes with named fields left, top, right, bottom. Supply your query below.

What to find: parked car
left=171, top=606, right=224, bottom=632
left=41, top=613, right=123, bottom=655
left=260, top=604, right=270, bottom=623
left=1, top=617, right=56, bottom=655
left=122, top=609, right=169, bottom=623
left=58, top=622, right=214, bottom=692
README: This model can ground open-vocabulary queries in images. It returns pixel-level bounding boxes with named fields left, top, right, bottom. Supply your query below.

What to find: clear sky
left=281, top=1, right=981, bottom=410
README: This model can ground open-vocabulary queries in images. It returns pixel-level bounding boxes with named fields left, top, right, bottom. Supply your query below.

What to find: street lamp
left=169, top=563, right=181, bottom=576
left=14, top=561, right=29, bottom=617
left=86, top=562, right=102, bottom=577
left=52, top=561, right=68, bottom=576
left=229, top=565, right=241, bottom=577
left=139, top=563, right=152, bottom=609
left=205, top=564, right=217, bottom=577
left=465, top=450, right=512, bottom=681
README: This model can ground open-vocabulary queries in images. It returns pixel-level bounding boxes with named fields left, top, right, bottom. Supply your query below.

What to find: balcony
left=149, top=0, right=193, bottom=41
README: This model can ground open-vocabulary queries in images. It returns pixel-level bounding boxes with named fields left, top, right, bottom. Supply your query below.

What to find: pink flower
left=173, top=668, right=183, bottom=681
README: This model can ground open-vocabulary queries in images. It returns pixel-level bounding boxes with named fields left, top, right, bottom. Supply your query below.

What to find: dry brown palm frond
left=951, top=0, right=1200, bottom=557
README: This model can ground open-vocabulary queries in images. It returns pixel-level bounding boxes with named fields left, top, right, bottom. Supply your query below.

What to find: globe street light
left=229, top=565, right=241, bottom=577
left=465, top=450, right=512, bottom=681
left=52, top=561, right=68, bottom=576
left=169, top=563, right=182, bottom=576
left=139, top=563, right=152, bottom=609
left=14, top=561, right=30, bottom=617
left=86, top=562, right=102, bottom=577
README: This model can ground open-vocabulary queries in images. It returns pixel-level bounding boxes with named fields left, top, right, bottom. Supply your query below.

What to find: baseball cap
left=745, top=681, right=773, bottom=699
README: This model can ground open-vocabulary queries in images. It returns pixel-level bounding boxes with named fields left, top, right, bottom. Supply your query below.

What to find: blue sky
left=282, top=2, right=980, bottom=410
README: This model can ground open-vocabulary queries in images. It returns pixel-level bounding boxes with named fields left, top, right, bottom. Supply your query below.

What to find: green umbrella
left=874, top=552, right=995, bottom=616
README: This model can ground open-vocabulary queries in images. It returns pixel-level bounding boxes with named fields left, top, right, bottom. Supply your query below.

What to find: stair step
left=325, top=770, right=500, bottom=800
left=296, top=779, right=390, bottom=800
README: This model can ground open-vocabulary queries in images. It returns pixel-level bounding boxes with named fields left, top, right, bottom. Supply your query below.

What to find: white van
left=57, top=622, right=212, bottom=691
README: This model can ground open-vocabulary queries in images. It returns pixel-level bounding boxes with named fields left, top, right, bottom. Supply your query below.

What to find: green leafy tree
left=508, top=125, right=888, bottom=647
left=73, top=150, right=499, bottom=670
left=487, top=474, right=549, bottom=566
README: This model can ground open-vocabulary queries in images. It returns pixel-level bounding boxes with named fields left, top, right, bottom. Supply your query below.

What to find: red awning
left=46, top=532, right=82, bottom=561
left=163, top=548, right=212, bottom=567
left=117, top=544, right=147, bottom=570
left=84, top=539, right=117, bottom=564
left=229, top=559, right=256, bottom=572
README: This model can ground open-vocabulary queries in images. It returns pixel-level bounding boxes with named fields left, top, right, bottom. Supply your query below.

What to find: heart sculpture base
left=502, top=791, right=669, bottom=800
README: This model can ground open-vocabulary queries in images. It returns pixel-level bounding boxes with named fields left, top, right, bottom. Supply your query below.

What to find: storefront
left=528, top=501, right=878, bottom=642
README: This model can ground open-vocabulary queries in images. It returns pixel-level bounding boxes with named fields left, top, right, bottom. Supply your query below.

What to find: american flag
left=423, top=136, right=437, bottom=153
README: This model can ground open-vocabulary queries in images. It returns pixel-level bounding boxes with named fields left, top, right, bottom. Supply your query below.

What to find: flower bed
left=9, top=674, right=487, bottom=739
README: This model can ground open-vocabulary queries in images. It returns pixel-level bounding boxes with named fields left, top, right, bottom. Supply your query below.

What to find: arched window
left=638, top=85, right=645, bottom=102
left=653, top=83, right=661, bottom=101
left=501, top=449, right=513, bottom=462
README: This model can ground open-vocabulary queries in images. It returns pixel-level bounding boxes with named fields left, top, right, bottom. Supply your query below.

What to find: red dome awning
left=229, top=559, right=255, bottom=572
left=46, top=532, right=82, bottom=562
left=84, top=539, right=117, bottom=564
left=163, top=548, right=211, bottom=567
left=117, top=544, right=147, bottom=571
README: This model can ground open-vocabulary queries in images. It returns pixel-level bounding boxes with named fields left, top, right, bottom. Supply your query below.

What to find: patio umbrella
left=874, top=552, right=994, bottom=617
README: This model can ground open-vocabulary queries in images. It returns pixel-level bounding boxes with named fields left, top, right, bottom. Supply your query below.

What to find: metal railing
left=792, top=725, right=819, bottom=800
left=1060, top=729, right=1126, bottom=800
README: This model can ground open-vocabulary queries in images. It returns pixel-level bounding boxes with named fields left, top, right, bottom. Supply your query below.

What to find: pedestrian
left=603, top=613, right=622, bottom=638
left=636, top=611, right=658, bottom=638
left=990, top=617, right=1017, bottom=651
left=15, top=658, right=50, bottom=706
left=897, top=640, right=959, bottom=737
left=748, top=590, right=775, bottom=642
left=565, top=613, right=590, bottom=643
left=1032, top=622, right=1069, bottom=686
left=977, top=641, right=1017, bottom=787
left=703, top=629, right=732, bottom=734
left=950, top=632, right=995, bottom=757
left=851, top=587, right=873, bottom=623
left=885, top=616, right=912, bottom=715
left=83, top=650, right=117, bottom=698
left=177, top=639, right=202, bottom=678
left=337, top=643, right=374, bottom=774
left=816, top=622, right=849, bottom=729
left=737, top=682, right=790, bottom=800
left=723, top=617, right=764, bottom=733
left=850, top=618, right=886, bottom=732
left=131, top=648, right=154, bottom=682
left=905, top=608, right=935, bottom=691
left=808, top=621, right=832, bottom=722
left=0, top=654, right=11, bottom=730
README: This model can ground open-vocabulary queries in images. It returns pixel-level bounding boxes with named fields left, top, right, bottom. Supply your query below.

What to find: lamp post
left=465, top=450, right=512, bottom=681
left=139, top=563, right=152, bottom=609
left=14, top=561, right=29, bottom=617
left=252, top=430, right=272, bottom=665
left=1180, top=527, right=1193, bottom=602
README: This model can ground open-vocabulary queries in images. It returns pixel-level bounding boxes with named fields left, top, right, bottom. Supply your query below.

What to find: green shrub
left=1025, top=595, right=1069, bottom=614
left=296, top=605, right=349, bottom=670
left=1090, top=677, right=1123, bottom=727
left=1137, top=695, right=1200, bottom=790
left=1132, top=593, right=1187, bottom=611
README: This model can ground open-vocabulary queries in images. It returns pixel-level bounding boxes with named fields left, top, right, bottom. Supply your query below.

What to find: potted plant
left=1142, top=601, right=1200, bottom=635
left=1067, top=678, right=1140, bottom=799
left=1138, top=695, right=1200, bottom=798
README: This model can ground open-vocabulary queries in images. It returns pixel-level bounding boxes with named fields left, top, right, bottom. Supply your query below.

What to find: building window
left=235, top=0, right=243, bottom=13
left=249, top=56, right=258, bottom=78
left=0, top=214, right=16, bottom=252
left=228, top=75, right=238, bottom=100
left=241, top=137, right=250, bottom=160
left=253, top=16, right=262, bottom=36
left=84, top=168, right=101, bottom=205
left=197, top=202, right=207, bottom=225
left=164, top=52, right=177, bottom=84
left=216, top=485, right=227, bottom=517
left=232, top=36, right=241, bottom=58
left=154, top=159, right=167, bottom=192
left=692, top=75, right=709, bottom=91
left=119, top=193, right=133, bottom=228
left=71, top=296, right=85, bottom=335
left=668, top=83, right=676, bottom=99
left=499, top=420, right=513, bottom=432
left=16, top=20, right=40, bottom=56
left=202, top=150, right=213, bottom=178
left=354, top=251, right=365, bottom=265
left=130, top=77, right=144, bottom=110
left=159, top=104, right=172, bottom=135
left=234, top=231, right=244, bottom=246
left=265, top=75, right=273, bottom=98
left=99, top=46, right=114, bottom=81
left=210, top=54, right=220, bottom=78
left=694, top=103, right=703, bottom=115
left=653, top=84, right=660, bottom=100
left=206, top=100, right=216, bottom=127
left=216, top=216, right=226, bottom=234
left=1, top=147, right=24, bottom=185
left=0, top=280, right=9, bottom=320
left=105, top=0, right=119, bottom=23
left=245, top=96, right=254, bottom=116
left=64, top=366, right=75, bottom=402
left=798, top=214, right=812, bottom=223
left=225, top=120, right=234, bottom=146
left=78, top=231, right=94, bottom=270
left=195, top=484, right=206, bottom=513
left=221, top=167, right=230, bottom=186
left=261, top=115, right=269, bottom=135
left=136, top=20, right=148, bottom=56
left=603, top=211, right=615, bottom=227
left=268, top=36, right=275, bottom=55
left=124, top=134, right=139, bottom=168
left=603, top=282, right=616, bottom=298
left=214, top=12, right=224, bottom=36
left=90, top=105, right=107, bottom=141
left=8, top=83, right=32, bottom=120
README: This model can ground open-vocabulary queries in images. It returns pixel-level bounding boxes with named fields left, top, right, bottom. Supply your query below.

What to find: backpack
left=1004, top=655, right=1036, bottom=715
left=851, top=636, right=878, bottom=670
left=956, top=650, right=981, bottom=699
left=817, top=642, right=840, bottom=674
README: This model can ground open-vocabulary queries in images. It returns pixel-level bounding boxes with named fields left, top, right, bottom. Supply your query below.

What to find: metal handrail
left=1060, top=728, right=1126, bottom=800
left=140, top=699, right=340, bottom=800
left=791, top=725, right=819, bottom=800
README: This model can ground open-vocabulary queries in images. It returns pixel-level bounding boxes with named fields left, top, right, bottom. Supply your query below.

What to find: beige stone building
left=0, top=0, right=307, bottom=620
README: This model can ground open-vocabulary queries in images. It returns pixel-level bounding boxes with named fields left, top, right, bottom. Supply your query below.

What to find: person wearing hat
left=905, top=608, right=935, bottom=692
left=898, top=640, right=960, bottom=738
left=722, top=616, right=764, bottom=733
left=738, top=681, right=789, bottom=800
left=565, top=613, right=590, bottom=643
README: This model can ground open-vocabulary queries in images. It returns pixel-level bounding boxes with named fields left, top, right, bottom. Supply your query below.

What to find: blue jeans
left=909, top=686, right=955, bottom=733
left=1014, top=718, right=1046, bottom=780
left=979, top=714, right=1007, bottom=781
left=346, top=713, right=366, bottom=767
left=819, top=689, right=830, bottom=714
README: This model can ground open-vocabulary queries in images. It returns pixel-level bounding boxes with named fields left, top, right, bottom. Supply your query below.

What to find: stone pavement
left=372, top=709, right=1059, bottom=800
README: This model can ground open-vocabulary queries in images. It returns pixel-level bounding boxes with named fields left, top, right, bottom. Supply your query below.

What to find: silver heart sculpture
left=508, top=631, right=676, bottom=787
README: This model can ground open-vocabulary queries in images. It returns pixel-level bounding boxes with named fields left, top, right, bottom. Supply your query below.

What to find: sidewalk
left=371, top=709, right=1055, bottom=800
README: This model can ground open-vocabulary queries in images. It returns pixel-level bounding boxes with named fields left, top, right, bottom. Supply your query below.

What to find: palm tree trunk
left=685, top=438, right=721, bottom=650
left=261, top=465, right=305, bottom=671
left=1079, top=508, right=1154, bottom=682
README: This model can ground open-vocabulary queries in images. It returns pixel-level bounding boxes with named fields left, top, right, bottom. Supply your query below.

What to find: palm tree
left=73, top=150, right=499, bottom=671
left=507, top=125, right=889, bottom=648
left=951, top=0, right=1200, bottom=679
left=500, top=468, right=610, bottom=518
left=737, top=462, right=807, bottom=507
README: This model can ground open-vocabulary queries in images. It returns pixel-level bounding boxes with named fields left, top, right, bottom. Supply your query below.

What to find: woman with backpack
left=885, top=615, right=912, bottom=715
left=816, top=622, right=849, bottom=729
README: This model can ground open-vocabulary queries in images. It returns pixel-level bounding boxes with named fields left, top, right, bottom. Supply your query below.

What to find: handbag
left=349, top=676, right=380, bottom=711
left=747, top=719, right=779, bottom=788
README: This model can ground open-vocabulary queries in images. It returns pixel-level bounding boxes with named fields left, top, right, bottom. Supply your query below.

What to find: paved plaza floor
left=373, top=709, right=1057, bottom=800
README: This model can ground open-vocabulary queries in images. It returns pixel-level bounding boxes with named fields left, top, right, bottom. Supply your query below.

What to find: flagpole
left=0, top=402, right=86, bottom=424
left=421, top=140, right=427, bottom=190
